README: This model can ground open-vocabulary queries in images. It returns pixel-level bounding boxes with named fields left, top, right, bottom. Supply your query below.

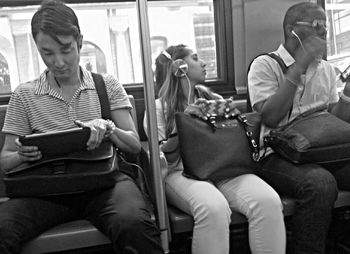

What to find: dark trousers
left=0, top=173, right=163, bottom=254
left=260, top=153, right=340, bottom=254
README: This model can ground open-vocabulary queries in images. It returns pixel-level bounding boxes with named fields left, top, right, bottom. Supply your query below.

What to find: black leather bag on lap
left=264, top=110, right=350, bottom=164
left=175, top=98, right=261, bottom=181
left=4, top=141, right=119, bottom=197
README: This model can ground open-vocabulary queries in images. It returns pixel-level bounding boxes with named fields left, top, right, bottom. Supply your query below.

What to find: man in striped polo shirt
left=0, top=0, right=164, bottom=253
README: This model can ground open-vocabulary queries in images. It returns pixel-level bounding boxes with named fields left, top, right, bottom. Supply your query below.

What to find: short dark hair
left=283, top=2, right=323, bottom=40
left=31, top=0, right=81, bottom=45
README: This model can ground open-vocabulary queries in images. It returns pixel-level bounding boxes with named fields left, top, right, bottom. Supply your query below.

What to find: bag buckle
left=208, top=114, right=217, bottom=124
left=50, top=161, right=67, bottom=174
left=246, top=130, right=260, bottom=162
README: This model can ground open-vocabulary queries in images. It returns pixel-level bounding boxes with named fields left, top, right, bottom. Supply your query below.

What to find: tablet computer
left=19, top=127, right=91, bottom=157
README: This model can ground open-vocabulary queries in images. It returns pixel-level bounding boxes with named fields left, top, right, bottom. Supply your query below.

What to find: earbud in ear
left=171, top=59, right=188, bottom=77
left=291, top=30, right=299, bottom=38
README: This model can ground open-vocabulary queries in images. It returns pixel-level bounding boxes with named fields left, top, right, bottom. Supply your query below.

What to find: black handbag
left=264, top=108, right=350, bottom=164
left=3, top=73, right=120, bottom=197
left=175, top=98, right=261, bottom=181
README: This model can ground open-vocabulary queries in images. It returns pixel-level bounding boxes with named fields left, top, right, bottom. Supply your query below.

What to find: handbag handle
left=185, top=98, right=240, bottom=120
left=238, top=115, right=260, bottom=162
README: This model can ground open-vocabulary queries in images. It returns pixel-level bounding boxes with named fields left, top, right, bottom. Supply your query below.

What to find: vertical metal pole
left=135, top=0, right=169, bottom=252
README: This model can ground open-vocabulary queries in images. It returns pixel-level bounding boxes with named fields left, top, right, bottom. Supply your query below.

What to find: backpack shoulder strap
left=247, top=52, right=288, bottom=75
left=91, top=72, right=111, bottom=120
left=265, top=53, right=293, bottom=118
left=246, top=52, right=289, bottom=112
left=266, top=53, right=288, bottom=74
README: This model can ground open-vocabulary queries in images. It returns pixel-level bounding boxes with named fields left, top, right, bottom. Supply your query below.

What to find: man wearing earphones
left=248, top=2, right=350, bottom=254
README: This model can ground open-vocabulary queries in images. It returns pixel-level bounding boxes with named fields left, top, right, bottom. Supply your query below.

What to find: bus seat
left=167, top=197, right=296, bottom=234
left=0, top=95, right=147, bottom=253
left=128, top=94, right=139, bottom=131
left=21, top=220, right=110, bottom=254
left=233, top=99, right=248, bottom=113
left=335, top=190, right=350, bottom=208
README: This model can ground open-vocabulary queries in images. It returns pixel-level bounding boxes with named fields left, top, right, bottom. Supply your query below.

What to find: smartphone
left=340, top=64, right=350, bottom=82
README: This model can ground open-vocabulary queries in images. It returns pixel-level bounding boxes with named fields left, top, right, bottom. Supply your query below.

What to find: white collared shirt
left=248, top=44, right=338, bottom=152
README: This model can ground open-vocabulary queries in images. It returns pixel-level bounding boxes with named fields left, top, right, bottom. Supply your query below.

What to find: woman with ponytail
left=144, top=44, right=286, bottom=254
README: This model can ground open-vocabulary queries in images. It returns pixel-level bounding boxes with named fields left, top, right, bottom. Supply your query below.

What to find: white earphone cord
left=182, top=74, right=192, bottom=105
left=292, top=30, right=307, bottom=54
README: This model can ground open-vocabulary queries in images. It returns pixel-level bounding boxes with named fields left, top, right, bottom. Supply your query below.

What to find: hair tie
left=162, top=51, right=172, bottom=60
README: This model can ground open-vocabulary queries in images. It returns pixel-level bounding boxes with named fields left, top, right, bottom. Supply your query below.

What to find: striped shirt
left=3, top=67, right=131, bottom=136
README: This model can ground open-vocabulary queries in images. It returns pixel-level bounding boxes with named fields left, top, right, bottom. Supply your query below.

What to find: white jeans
left=165, top=171, right=286, bottom=254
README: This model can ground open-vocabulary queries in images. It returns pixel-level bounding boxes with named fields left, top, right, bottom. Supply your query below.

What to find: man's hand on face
left=294, top=35, right=326, bottom=72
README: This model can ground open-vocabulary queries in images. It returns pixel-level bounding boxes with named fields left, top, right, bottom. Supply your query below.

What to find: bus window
left=148, top=1, right=217, bottom=80
left=0, top=52, right=11, bottom=93
left=0, top=0, right=218, bottom=95
left=325, top=0, right=350, bottom=91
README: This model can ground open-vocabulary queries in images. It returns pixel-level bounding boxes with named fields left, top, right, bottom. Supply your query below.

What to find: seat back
left=128, top=95, right=138, bottom=130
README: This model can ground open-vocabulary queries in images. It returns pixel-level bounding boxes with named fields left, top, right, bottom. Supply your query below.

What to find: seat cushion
left=21, top=220, right=110, bottom=254
left=335, top=190, right=350, bottom=208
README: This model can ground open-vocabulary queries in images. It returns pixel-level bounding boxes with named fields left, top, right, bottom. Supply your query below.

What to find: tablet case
left=19, top=127, right=91, bottom=158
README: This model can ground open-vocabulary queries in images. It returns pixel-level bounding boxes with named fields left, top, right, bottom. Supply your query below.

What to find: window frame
left=0, top=0, right=234, bottom=103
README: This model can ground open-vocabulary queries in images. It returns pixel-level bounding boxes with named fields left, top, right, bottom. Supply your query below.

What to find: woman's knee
left=221, top=175, right=283, bottom=219
left=245, top=185, right=284, bottom=221
left=192, top=197, right=231, bottom=226
left=258, top=188, right=283, bottom=211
